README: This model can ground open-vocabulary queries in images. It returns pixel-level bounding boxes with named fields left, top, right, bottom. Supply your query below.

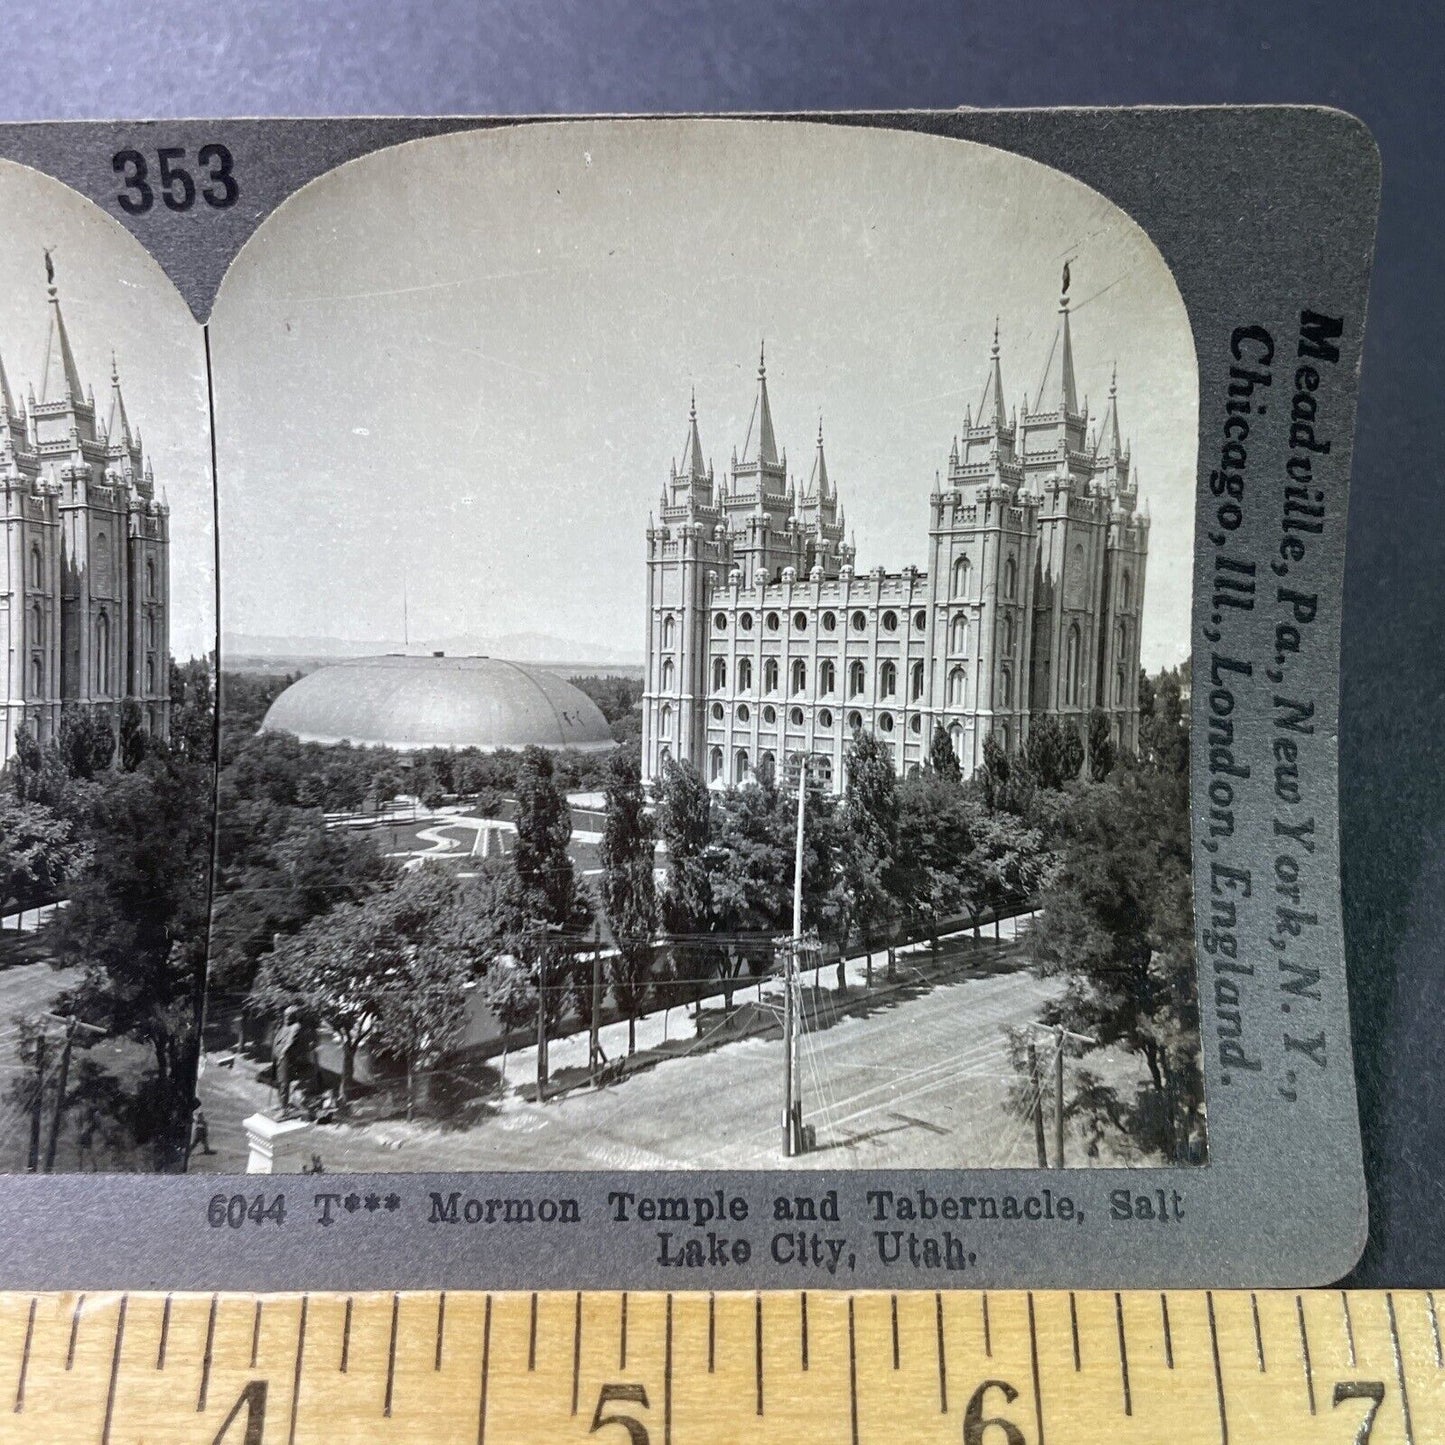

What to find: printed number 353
left=112, top=144, right=238, bottom=214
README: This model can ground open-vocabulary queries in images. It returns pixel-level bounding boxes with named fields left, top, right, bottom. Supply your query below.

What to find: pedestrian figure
left=190, top=1102, right=214, bottom=1156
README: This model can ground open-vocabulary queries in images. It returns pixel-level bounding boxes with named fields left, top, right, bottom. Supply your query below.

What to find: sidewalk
left=498, top=912, right=1036, bottom=1092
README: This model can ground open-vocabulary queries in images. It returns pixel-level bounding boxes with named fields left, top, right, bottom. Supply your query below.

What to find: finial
left=817, top=413, right=824, bottom=446
left=689, top=385, right=696, bottom=420
left=991, top=317, right=1000, bottom=355
left=44, top=247, right=55, bottom=294
left=758, top=339, right=766, bottom=376
left=1061, top=259, right=1071, bottom=305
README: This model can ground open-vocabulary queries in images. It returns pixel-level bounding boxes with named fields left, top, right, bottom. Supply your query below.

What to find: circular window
left=879, top=712, right=894, bottom=733
left=739, top=612, right=754, bottom=632
left=763, top=705, right=777, bottom=725
left=882, top=610, right=898, bottom=633
left=737, top=703, right=751, bottom=724
left=789, top=707, right=805, bottom=727
left=913, top=609, right=927, bottom=632
left=847, top=710, right=863, bottom=732
left=851, top=610, right=867, bottom=632
left=822, top=611, right=837, bottom=632
left=766, top=611, right=781, bottom=632
left=910, top=714, right=922, bottom=734
left=793, top=610, right=808, bottom=633
left=711, top=702, right=724, bottom=721
left=714, top=612, right=728, bottom=631
left=818, top=709, right=833, bottom=729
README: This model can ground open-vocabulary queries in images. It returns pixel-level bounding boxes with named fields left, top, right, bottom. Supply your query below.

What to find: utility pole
left=1027, top=1039, right=1048, bottom=1168
left=589, top=923, right=602, bottom=1086
left=782, top=752, right=823, bottom=1158
left=535, top=936, right=548, bottom=1106
left=1026, top=1020, right=1095, bottom=1168
left=1054, top=1023, right=1066, bottom=1170
left=42, top=1013, right=104, bottom=1174
left=25, top=1032, right=47, bottom=1174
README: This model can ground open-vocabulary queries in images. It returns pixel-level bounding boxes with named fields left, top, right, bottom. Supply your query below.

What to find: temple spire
left=1095, top=362, right=1122, bottom=459
left=808, top=414, right=831, bottom=499
left=977, top=317, right=1008, bottom=434
left=39, top=252, right=84, bottom=405
left=678, top=386, right=707, bottom=482
left=107, top=353, right=134, bottom=452
left=1033, top=265, right=1079, bottom=416
left=740, top=340, right=779, bottom=468
left=0, top=348, right=14, bottom=419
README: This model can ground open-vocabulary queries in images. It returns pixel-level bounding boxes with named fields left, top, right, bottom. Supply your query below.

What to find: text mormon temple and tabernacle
left=642, top=278, right=1152, bottom=792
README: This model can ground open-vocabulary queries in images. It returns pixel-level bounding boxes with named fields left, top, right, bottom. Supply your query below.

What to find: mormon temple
left=642, top=277, right=1150, bottom=792
left=0, top=264, right=171, bottom=763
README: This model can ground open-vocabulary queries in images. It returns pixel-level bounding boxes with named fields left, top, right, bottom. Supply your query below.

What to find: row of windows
left=709, top=606, right=924, bottom=638
left=676, top=607, right=1030, bottom=658
left=26, top=542, right=159, bottom=598
left=657, top=702, right=926, bottom=743
left=26, top=606, right=160, bottom=651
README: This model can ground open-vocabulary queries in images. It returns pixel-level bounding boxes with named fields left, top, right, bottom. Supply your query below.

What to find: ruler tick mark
left=982, top=1292, right=992, bottom=1357
left=664, top=1293, right=674, bottom=1445
left=619, top=1291, right=628, bottom=1370
left=250, top=1298, right=263, bottom=1369
left=935, top=1291, right=948, bottom=1413
left=12, top=1297, right=35, bottom=1412
left=1027, top=1293, right=1045, bottom=1445
left=848, top=1297, right=859, bottom=1445
left=436, top=1291, right=446, bottom=1371
left=890, top=1294, right=899, bottom=1370
left=571, top=1291, right=582, bottom=1416
left=66, top=1293, right=85, bottom=1371
left=1387, top=1293, right=1416, bottom=1445
left=287, top=1295, right=308, bottom=1445
left=1251, top=1292, right=1265, bottom=1371
left=197, top=1294, right=217, bottom=1410
left=100, top=1295, right=127, bottom=1445
left=1296, top=1294, right=1316, bottom=1414
left=528, top=1293, right=538, bottom=1372
left=801, top=1291, right=809, bottom=1371
left=1160, top=1293, right=1174, bottom=1369
left=1069, top=1292, right=1080, bottom=1371
left=755, top=1294, right=764, bottom=1416
left=476, top=1295, right=492, bottom=1445
left=384, top=1291, right=400, bottom=1417
left=707, top=1292, right=715, bottom=1374
left=156, top=1293, right=171, bottom=1370
left=1207, top=1291, right=1229, bottom=1444
left=340, top=1297, right=352, bottom=1372
left=1429, top=1291, right=1443, bottom=1368
left=1114, top=1293, right=1131, bottom=1417
left=1341, top=1290, right=1356, bottom=1367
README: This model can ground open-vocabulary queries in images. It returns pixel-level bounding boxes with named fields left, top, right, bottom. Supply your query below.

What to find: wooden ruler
left=0, top=1289, right=1438, bottom=1443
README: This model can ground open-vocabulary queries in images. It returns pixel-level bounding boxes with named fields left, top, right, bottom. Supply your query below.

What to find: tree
left=896, top=769, right=975, bottom=953
left=1138, top=663, right=1190, bottom=776
left=600, top=749, right=657, bottom=1054
left=842, top=730, right=903, bottom=986
left=1059, top=717, right=1086, bottom=780
left=656, top=759, right=716, bottom=1022
left=0, top=794, right=85, bottom=918
left=1088, top=707, right=1117, bottom=782
left=118, top=698, right=150, bottom=771
left=1027, top=766, right=1202, bottom=1162
left=1025, top=715, right=1068, bottom=792
left=927, top=723, right=960, bottom=781
left=57, top=704, right=115, bottom=780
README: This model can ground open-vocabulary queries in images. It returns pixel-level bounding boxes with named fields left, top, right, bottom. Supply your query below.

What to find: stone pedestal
left=242, top=1113, right=313, bottom=1174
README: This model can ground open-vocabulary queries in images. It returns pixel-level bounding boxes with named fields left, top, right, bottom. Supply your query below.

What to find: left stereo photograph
left=0, top=158, right=216, bottom=1173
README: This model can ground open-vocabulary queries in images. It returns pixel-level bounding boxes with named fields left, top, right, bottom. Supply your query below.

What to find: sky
left=0, top=161, right=214, bottom=660
left=211, top=119, right=1198, bottom=672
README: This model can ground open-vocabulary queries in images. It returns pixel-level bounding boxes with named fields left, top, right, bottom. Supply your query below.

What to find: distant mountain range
left=223, top=631, right=644, bottom=669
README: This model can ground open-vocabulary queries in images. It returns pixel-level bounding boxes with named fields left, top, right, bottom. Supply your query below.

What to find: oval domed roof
left=258, top=655, right=616, bottom=753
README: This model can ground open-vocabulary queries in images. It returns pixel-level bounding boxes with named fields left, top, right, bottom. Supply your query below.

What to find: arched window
left=879, top=661, right=897, bottom=698
left=947, top=666, right=966, bottom=707
left=790, top=659, right=807, bottom=695
left=950, top=614, right=968, bottom=653
left=145, top=658, right=155, bottom=692
left=94, top=613, right=110, bottom=694
left=662, top=614, right=676, bottom=648
left=661, top=658, right=675, bottom=692
left=30, top=544, right=42, bottom=590
left=95, top=531, right=110, bottom=591
left=1004, top=612, right=1016, bottom=656
left=659, top=745, right=672, bottom=769
left=998, top=721, right=1011, bottom=753
left=709, top=746, right=724, bottom=782
left=764, top=658, right=779, bottom=694
left=949, top=723, right=964, bottom=760
left=30, top=602, right=42, bottom=646
left=819, top=659, right=836, bottom=695
left=1120, top=570, right=1132, bottom=610
left=712, top=657, right=727, bottom=692
left=952, top=555, right=970, bottom=598
left=1065, top=622, right=1082, bottom=706
left=1000, top=668, right=1013, bottom=708
left=1116, top=620, right=1128, bottom=660
left=145, top=557, right=156, bottom=599
left=910, top=660, right=924, bottom=700
left=660, top=703, right=673, bottom=738
left=146, top=614, right=156, bottom=649
left=30, top=655, right=42, bottom=697
left=848, top=660, right=866, bottom=697
left=760, top=749, right=775, bottom=776
left=1115, top=666, right=1126, bottom=705
left=737, top=657, right=753, bottom=692
left=734, top=749, right=750, bottom=783
left=1004, top=554, right=1018, bottom=600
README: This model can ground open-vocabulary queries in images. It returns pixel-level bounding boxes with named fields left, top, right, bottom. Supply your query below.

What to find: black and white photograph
left=0, top=161, right=215, bottom=1172
left=194, top=119, right=1204, bottom=1176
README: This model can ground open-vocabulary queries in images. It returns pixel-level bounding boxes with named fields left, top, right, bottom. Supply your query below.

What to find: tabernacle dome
left=259, top=655, right=616, bottom=753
